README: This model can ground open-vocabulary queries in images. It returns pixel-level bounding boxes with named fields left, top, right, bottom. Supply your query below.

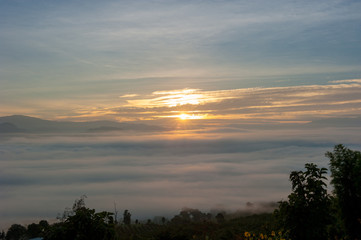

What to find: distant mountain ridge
left=0, top=115, right=165, bottom=133
left=0, top=122, right=25, bottom=133
left=1, top=115, right=360, bottom=134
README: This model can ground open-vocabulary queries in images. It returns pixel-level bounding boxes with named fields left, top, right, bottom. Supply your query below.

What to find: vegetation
left=44, top=195, right=116, bottom=240
left=2, top=145, right=361, bottom=240
left=274, top=163, right=331, bottom=239
left=3, top=221, right=49, bottom=240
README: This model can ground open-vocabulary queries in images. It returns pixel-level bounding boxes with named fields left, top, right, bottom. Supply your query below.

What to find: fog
left=1, top=125, right=361, bottom=229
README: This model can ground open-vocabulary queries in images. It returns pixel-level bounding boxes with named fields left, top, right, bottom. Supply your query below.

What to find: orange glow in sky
left=178, top=113, right=205, bottom=120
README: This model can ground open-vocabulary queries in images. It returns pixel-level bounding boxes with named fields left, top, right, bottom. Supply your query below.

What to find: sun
left=179, top=114, right=190, bottom=120
left=178, top=113, right=204, bottom=120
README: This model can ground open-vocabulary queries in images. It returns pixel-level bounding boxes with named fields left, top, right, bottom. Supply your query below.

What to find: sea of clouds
left=1, top=126, right=361, bottom=229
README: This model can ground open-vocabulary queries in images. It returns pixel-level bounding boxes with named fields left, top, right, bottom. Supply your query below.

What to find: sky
left=1, top=0, right=361, bottom=229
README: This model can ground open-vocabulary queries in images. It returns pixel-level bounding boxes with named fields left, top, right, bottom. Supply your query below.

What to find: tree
left=38, top=220, right=50, bottom=233
left=123, top=210, right=131, bottom=225
left=215, top=213, right=225, bottom=224
left=274, top=163, right=331, bottom=240
left=326, top=144, right=361, bottom=239
left=44, top=197, right=115, bottom=240
left=27, top=223, right=41, bottom=239
left=172, top=208, right=209, bottom=223
left=26, top=220, right=50, bottom=239
left=5, top=224, right=26, bottom=240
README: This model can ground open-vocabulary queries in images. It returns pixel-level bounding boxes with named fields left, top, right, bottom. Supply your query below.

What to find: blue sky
left=1, top=0, right=361, bottom=119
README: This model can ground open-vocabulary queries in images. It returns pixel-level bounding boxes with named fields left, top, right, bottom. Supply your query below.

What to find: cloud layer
left=1, top=127, right=361, bottom=228
left=59, top=80, right=361, bottom=123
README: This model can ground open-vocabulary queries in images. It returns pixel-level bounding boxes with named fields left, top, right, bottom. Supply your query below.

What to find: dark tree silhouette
left=326, top=144, right=361, bottom=239
left=172, top=208, right=210, bottom=224
left=123, top=210, right=131, bottom=225
left=44, top=197, right=115, bottom=240
left=275, top=163, right=331, bottom=240
left=26, top=220, right=49, bottom=239
left=27, top=223, right=41, bottom=238
left=215, top=213, right=225, bottom=224
left=5, top=224, right=26, bottom=240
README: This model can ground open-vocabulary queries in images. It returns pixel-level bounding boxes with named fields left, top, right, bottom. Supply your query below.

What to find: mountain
left=0, top=122, right=25, bottom=133
left=0, top=115, right=166, bottom=133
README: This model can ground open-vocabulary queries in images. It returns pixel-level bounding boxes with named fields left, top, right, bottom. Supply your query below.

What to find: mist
left=2, top=123, right=361, bottom=229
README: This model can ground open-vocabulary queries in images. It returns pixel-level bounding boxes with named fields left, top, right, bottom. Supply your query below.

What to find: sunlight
left=126, top=89, right=207, bottom=108
left=155, top=89, right=204, bottom=107
left=178, top=113, right=204, bottom=120
left=163, top=93, right=202, bottom=107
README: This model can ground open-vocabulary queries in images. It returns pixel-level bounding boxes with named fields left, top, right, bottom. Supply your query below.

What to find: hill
left=0, top=115, right=165, bottom=133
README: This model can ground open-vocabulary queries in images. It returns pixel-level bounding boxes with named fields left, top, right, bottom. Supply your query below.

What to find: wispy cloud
left=1, top=0, right=361, bottom=91
left=119, top=94, right=139, bottom=98
left=63, top=80, right=361, bottom=123
left=328, top=79, right=361, bottom=84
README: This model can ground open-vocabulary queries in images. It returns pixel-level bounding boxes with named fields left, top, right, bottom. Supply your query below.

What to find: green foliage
left=274, top=163, right=331, bottom=240
left=326, top=144, right=361, bottom=239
